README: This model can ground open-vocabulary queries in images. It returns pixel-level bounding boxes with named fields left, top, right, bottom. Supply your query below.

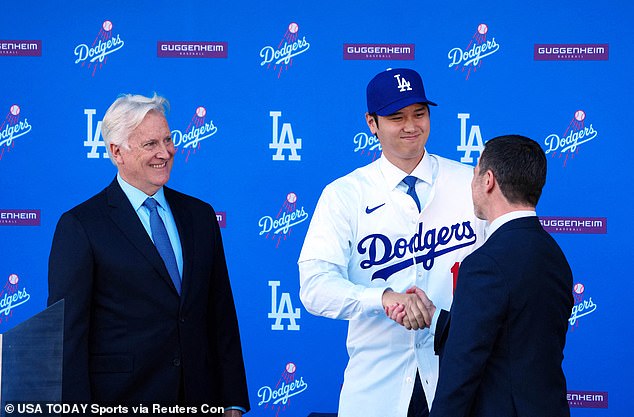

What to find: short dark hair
left=478, top=134, right=547, bottom=207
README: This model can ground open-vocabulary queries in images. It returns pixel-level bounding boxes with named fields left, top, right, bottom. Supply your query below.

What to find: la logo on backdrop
left=448, top=23, right=501, bottom=80
left=257, top=362, right=309, bottom=415
left=74, top=20, right=125, bottom=76
left=0, top=103, right=32, bottom=161
left=543, top=109, right=598, bottom=167
left=0, top=273, right=31, bottom=326
left=260, top=22, right=310, bottom=78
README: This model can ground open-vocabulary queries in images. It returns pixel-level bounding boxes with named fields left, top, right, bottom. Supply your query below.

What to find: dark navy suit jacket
left=48, top=178, right=249, bottom=410
left=430, top=216, right=572, bottom=417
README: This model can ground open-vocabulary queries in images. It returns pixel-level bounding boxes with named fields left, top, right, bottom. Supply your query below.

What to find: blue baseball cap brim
left=375, top=96, right=437, bottom=116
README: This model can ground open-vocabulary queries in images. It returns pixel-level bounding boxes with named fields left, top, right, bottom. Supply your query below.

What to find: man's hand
left=382, top=288, right=432, bottom=330
left=384, top=287, right=436, bottom=330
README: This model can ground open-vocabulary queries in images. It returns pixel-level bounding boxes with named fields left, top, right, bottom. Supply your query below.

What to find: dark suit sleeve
left=429, top=252, right=507, bottom=417
left=47, top=212, right=93, bottom=402
left=434, top=308, right=451, bottom=358
left=207, top=207, right=250, bottom=411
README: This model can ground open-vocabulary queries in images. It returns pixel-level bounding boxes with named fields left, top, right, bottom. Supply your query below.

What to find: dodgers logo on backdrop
left=258, top=193, right=309, bottom=248
left=269, top=111, right=302, bottom=161
left=569, top=282, right=598, bottom=329
left=448, top=23, right=500, bottom=80
left=257, top=362, right=309, bottom=414
left=544, top=109, right=598, bottom=167
left=353, top=131, right=382, bottom=161
left=359, top=221, right=477, bottom=280
left=0, top=273, right=31, bottom=325
left=457, top=113, right=485, bottom=164
left=0, top=40, right=42, bottom=57
left=74, top=20, right=125, bottom=76
left=172, top=106, right=218, bottom=162
left=0, top=104, right=32, bottom=161
left=268, top=281, right=300, bottom=331
left=260, top=22, right=310, bottom=78
left=84, top=108, right=109, bottom=159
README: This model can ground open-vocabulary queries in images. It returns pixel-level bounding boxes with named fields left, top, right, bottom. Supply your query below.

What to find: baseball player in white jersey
left=298, top=68, right=486, bottom=417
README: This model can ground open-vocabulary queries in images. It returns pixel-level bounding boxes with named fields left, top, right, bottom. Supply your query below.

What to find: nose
left=156, top=140, right=175, bottom=159
left=402, top=115, right=416, bottom=132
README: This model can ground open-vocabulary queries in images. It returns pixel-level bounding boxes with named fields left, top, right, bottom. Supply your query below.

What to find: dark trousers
left=408, top=372, right=429, bottom=417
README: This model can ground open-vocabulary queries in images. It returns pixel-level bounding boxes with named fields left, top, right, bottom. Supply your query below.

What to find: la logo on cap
left=394, top=74, right=412, bottom=92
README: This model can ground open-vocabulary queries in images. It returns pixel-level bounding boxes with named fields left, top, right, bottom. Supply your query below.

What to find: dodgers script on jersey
left=298, top=153, right=485, bottom=417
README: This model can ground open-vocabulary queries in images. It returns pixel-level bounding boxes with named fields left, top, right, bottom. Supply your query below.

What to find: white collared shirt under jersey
left=117, top=174, right=183, bottom=279
left=298, top=151, right=485, bottom=417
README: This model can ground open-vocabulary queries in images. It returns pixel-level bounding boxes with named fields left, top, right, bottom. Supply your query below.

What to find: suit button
left=173, top=358, right=181, bottom=367
left=180, top=317, right=185, bottom=323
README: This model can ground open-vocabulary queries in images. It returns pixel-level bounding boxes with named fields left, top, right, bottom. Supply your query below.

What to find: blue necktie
left=143, top=198, right=181, bottom=295
left=403, top=176, right=421, bottom=212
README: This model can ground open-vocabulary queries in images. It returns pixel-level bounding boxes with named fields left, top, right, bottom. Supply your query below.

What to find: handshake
left=382, top=286, right=436, bottom=330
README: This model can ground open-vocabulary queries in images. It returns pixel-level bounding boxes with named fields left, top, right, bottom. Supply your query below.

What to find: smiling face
left=111, top=110, right=174, bottom=195
left=366, top=103, right=430, bottom=173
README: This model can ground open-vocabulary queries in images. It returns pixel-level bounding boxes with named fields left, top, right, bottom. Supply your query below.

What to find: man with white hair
left=48, top=93, right=249, bottom=415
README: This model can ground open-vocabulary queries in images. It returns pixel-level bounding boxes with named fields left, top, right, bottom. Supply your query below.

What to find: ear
left=110, top=143, right=124, bottom=165
left=365, top=113, right=377, bottom=135
left=484, top=169, right=496, bottom=193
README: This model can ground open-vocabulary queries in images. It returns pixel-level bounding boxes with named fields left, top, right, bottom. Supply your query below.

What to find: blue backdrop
left=1, top=1, right=632, bottom=415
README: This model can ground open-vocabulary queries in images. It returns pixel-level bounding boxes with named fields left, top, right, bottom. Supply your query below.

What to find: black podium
left=1, top=300, right=63, bottom=416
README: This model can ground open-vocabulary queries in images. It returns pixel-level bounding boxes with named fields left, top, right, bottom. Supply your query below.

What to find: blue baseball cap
left=366, top=68, right=437, bottom=116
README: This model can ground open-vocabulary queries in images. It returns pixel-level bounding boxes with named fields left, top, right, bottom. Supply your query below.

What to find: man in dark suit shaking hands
left=48, top=93, right=249, bottom=415
left=390, top=134, right=573, bottom=416
left=428, top=134, right=573, bottom=417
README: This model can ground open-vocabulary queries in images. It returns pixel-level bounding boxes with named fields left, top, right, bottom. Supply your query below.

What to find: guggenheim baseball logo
left=344, top=43, right=414, bottom=60
left=0, top=209, right=40, bottom=226
left=0, top=40, right=41, bottom=57
left=260, top=22, right=310, bottom=78
left=568, top=391, right=608, bottom=408
left=0, top=273, right=31, bottom=324
left=449, top=23, right=500, bottom=80
left=74, top=20, right=125, bottom=76
left=0, top=104, right=32, bottom=161
left=157, top=41, right=227, bottom=58
left=535, top=44, right=609, bottom=61
left=540, top=216, right=606, bottom=234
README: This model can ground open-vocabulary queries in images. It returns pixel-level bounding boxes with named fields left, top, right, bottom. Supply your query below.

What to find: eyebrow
left=386, top=105, right=427, bottom=117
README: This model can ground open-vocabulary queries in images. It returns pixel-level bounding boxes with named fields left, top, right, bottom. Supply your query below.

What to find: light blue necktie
left=143, top=197, right=181, bottom=295
left=403, top=176, right=421, bottom=212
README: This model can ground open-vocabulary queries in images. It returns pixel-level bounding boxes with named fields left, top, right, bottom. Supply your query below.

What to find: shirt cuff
left=358, top=286, right=390, bottom=317
left=429, top=307, right=441, bottom=336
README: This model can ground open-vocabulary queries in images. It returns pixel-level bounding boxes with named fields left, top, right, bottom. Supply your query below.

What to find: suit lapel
left=105, top=178, right=179, bottom=294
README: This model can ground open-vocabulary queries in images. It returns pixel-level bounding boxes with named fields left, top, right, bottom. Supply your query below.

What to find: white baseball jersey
left=298, top=152, right=486, bottom=417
